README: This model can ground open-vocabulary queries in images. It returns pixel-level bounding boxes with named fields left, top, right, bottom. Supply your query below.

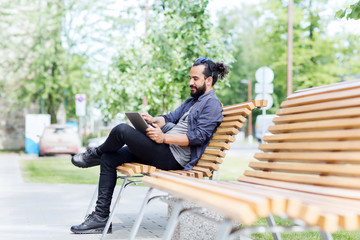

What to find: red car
left=39, top=124, right=81, bottom=156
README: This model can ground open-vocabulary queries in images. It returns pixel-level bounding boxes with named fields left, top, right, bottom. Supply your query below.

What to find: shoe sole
left=71, top=157, right=100, bottom=168
left=71, top=226, right=112, bottom=234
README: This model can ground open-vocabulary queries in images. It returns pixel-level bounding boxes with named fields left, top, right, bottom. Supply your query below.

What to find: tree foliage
left=0, top=0, right=91, bottom=122
left=216, top=0, right=360, bottom=114
left=99, top=0, right=233, bottom=119
left=336, top=1, right=360, bottom=20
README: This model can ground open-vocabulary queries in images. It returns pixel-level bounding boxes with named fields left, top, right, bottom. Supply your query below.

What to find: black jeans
left=94, top=123, right=182, bottom=217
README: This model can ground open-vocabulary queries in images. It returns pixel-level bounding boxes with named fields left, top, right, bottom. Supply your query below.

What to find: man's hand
left=141, top=113, right=154, bottom=125
left=141, top=113, right=166, bottom=128
left=146, top=124, right=165, bottom=144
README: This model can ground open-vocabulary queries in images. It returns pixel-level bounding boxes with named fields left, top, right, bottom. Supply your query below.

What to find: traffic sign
left=255, top=66, right=274, bottom=84
left=255, top=83, right=273, bottom=94
left=75, top=94, right=86, bottom=116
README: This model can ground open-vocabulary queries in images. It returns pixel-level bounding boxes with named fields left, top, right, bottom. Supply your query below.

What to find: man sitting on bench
left=70, top=58, right=229, bottom=234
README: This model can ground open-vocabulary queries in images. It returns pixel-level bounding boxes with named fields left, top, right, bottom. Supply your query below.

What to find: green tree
left=336, top=0, right=360, bottom=20
left=99, top=0, right=233, bottom=119
left=216, top=0, right=357, bottom=113
left=0, top=0, right=91, bottom=122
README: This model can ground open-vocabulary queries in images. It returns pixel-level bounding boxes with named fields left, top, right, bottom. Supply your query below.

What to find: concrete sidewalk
left=0, top=153, right=167, bottom=240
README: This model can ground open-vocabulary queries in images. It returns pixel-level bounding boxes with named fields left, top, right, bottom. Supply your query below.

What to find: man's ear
left=206, top=76, right=213, bottom=86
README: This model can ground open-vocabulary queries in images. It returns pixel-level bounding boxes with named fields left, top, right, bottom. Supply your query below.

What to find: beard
left=190, top=82, right=206, bottom=99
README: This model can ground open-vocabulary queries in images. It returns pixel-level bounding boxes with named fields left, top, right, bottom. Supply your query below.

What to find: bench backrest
left=171, top=100, right=266, bottom=178
left=242, top=80, right=360, bottom=190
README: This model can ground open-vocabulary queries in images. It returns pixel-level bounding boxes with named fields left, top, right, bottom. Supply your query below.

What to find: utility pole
left=248, top=78, right=253, bottom=143
left=287, top=0, right=293, bottom=96
left=145, top=0, right=149, bottom=37
left=142, top=0, right=150, bottom=106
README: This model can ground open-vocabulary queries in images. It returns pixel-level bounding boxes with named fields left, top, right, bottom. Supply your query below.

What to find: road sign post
left=75, top=94, right=86, bottom=146
left=255, top=66, right=274, bottom=142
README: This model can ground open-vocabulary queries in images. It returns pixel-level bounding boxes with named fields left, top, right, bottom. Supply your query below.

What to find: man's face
left=189, top=65, right=210, bottom=98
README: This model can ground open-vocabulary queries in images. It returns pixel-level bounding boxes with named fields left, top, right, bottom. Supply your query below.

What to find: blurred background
left=0, top=0, right=359, bottom=154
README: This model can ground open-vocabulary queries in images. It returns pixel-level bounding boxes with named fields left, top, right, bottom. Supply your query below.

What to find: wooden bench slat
left=259, top=141, right=360, bottom=152
left=276, top=97, right=360, bottom=116
left=287, top=80, right=360, bottom=100
left=218, top=181, right=288, bottom=216
left=142, top=175, right=259, bottom=225
left=280, top=87, right=360, bottom=108
left=237, top=176, right=360, bottom=200
left=222, top=108, right=251, bottom=117
left=150, top=172, right=270, bottom=217
left=268, top=118, right=360, bottom=133
left=116, top=166, right=135, bottom=176
left=219, top=121, right=243, bottom=129
left=232, top=181, right=360, bottom=231
left=222, top=115, right=247, bottom=123
left=215, top=127, right=239, bottom=135
left=233, top=181, right=360, bottom=213
left=203, top=149, right=226, bottom=158
left=196, top=161, right=219, bottom=171
left=211, top=135, right=235, bottom=142
left=263, top=129, right=360, bottom=142
left=244, top=170, right=360, bottom=189
left=249, top=162, right=360, bottom=177
left=122, top=163, right=142, bottom=173
left=274, top=107, right=360, bottom=124
left=254, top=152, right=360, bottom=163
left=222, top=102, right=255, bottom=111
left=187, top=170, right=204, bottom=179
left=131, top=163, right=157, bottom=173
left=251, top=99, right=268, bottom=108
left=226, top=184, right=339, bottom=231
left=192, top=166, right=212, bottom=178
left=200, top=155, right=223, bottom=164
left=208, top=142, right=231, bottom=150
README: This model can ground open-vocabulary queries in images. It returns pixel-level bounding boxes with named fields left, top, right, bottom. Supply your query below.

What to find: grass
left=19, top=154, right=360, bottom=239
left=20, top=156, right=100, bottom=184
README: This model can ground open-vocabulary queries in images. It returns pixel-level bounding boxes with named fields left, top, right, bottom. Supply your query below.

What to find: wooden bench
left=94, top=100, right=266, bottom=239
left=116, top=100, right=267, bottom=179
left=130, top=80, right=360, bottom=240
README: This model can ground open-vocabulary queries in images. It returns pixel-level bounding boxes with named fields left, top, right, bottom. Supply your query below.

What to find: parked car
left=39, top=124, right=81, bottom=156
left=255, top=114, right=276, bottom=142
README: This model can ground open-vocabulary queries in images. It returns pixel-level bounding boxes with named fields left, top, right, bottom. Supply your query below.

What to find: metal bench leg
left=84, top=185, right=98, bottom=219
left=100, top=176, right=129, bottom=240
left=320, top=231, right=333, bottom=240
left=214, top=218, right=233, bottom=240
left=266, top=214, right=282, bottom=240
left=162, top=200, right=184, bottom=240
left=128, top=188, right=154, bottom=240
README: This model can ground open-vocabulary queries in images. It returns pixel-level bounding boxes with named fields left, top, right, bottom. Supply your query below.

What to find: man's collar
left=195, top=89, right=215, bottom=102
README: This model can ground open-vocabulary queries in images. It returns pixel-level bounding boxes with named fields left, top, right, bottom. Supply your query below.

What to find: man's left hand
left=146, top=124, right=165, bottom=144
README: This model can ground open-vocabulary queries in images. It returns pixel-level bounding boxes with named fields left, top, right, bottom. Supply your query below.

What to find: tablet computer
left=125, top=112, right=151, bottom=135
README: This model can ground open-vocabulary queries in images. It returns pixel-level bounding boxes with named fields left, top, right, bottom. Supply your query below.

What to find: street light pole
left=287, top=0, right=294, bottom=96
left=247, top=77, right=253, bottom=143
left=241, top=78, right=253, bottom=143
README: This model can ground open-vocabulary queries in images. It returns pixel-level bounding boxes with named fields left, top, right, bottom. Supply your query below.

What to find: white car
left=39, top=124, right=81, bottom=156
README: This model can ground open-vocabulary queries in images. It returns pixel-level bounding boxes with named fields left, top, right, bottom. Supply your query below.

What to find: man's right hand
left=141, top=113, right=153, bottom=125
left=141, top=113, right=166, bottom=129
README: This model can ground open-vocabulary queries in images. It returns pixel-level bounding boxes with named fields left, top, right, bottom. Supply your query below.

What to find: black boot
left=70, top=211, right=112, bottom=234
left=71, top=147, right=101, bottom=168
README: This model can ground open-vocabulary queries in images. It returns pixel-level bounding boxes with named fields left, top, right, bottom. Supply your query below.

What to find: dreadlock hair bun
left=215, top=62, right=229, bottom=81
